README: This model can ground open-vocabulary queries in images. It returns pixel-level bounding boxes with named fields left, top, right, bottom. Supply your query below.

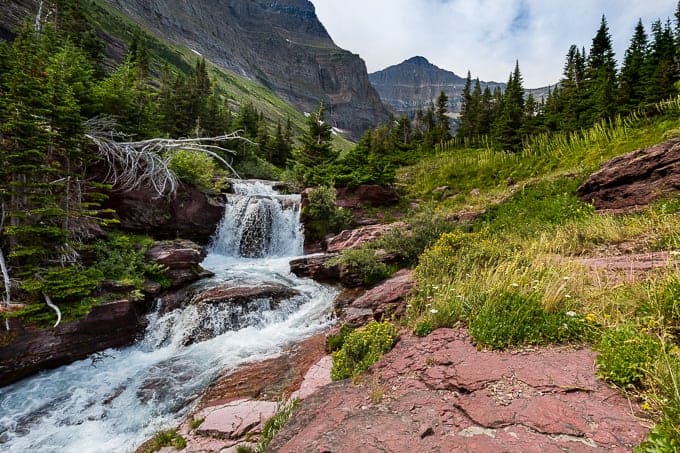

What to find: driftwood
left=85, top=117, right=251, bottom=198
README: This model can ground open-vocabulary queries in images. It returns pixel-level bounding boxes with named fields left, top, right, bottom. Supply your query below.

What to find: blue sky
left=310, top=0, right=677, bottom=87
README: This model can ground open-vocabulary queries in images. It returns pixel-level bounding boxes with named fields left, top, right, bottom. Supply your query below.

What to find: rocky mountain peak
left=403, top=55, right=431, bottom=66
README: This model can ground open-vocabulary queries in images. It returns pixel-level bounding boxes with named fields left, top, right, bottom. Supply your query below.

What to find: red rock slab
left=268, top=328, right=649, bottom=452
left=325, top=223, right=404, bottom=253
left=349, top=269, right=415, bottom=322
left=196, top=398, right=278, bottom=439
left=291, top=355, right=333, bottom=400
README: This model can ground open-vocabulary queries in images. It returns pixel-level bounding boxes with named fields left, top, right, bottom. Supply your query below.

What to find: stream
left=0, top=180, right=336, bottom=452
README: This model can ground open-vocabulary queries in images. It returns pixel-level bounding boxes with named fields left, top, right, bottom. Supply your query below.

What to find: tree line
left=457, top=6, right=680, bottom=151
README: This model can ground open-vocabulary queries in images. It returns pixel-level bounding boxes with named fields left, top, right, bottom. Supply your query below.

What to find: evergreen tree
left=435, top=91, right=451, bottom=142
left=492, top=61, right=525, bottom=152
left=618, top=19, right=649, bottom=111
left=458, top=71, right=474, bottom=138
left=271, top=122, right=292, bottom=168
left=585, top=16, right=617, bottom=124
left=290, top=104, right=337, bottom=185
left=477, top=85, right=494, bottom=136
left=645, top=19, right=677, bottom=103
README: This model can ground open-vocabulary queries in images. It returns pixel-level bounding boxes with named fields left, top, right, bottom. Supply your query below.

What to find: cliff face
left=369, top=56, right=504, bottom=118
left=102, top=0, right=389, bottom=138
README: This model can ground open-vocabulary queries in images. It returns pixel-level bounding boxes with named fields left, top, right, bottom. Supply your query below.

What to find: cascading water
left=0, top=180, right=336, bottom=453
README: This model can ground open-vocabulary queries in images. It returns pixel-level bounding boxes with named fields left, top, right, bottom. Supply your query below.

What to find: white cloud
left=310, top=0, right=676, bottom=87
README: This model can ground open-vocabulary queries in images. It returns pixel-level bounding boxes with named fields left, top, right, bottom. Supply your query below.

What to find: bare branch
left=85, top=118, right=250, bottom=197
left=42, top=292, right=61, bottom=328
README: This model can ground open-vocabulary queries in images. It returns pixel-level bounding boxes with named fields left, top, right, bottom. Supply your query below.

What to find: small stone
left=420, top=427, right=435, bottom=438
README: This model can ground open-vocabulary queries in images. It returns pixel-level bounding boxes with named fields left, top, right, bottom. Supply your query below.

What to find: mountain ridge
left=369, top=56, right=549, bottom=119
left=101, top=0, right=389, bottom=138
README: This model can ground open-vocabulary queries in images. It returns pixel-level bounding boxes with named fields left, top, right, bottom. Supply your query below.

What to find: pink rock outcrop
left=268, top=328, right=649, bottom=452
left=344, top=269, right=415, bottom=324
left=196, top=399, right=278, bottom=439
left=325, top=222, right=404, bottom=253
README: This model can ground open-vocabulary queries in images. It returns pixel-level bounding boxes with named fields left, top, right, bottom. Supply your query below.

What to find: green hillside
left=86, top=0, right=353, bottom=150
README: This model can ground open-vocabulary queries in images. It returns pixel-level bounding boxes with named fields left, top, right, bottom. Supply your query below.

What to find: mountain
left=99, top=0, right=388, bottom=138
left=369, top=56, right=550, bottom=119
left=0, top=0, right=388, bottom=140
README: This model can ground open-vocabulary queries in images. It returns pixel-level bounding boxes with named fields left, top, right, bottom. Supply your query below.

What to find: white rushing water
left=0, top=180, right=335, bottom=452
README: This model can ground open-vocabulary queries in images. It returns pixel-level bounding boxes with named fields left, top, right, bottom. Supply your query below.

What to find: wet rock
left=146, top=239, right=210, bottom=288
left=0, top=300, right=145, bottom=386
left=104, top=184, right=224, bottom=244
left=193, top=284, right=300, bottom=306
left=325, top=223, right=404, bottom=253
left=346, top=269, right=415, bottom=323
left=578, top=137, right=680, bottom=212
left=290, top=254, right=341, bottom=284
left=198, top=334, right=328, bottom=408
left=156, top=284, right=302, bottom=346
left=268, top=329, right=649, bottom=452
left=167, top=335, right=332, bottom=452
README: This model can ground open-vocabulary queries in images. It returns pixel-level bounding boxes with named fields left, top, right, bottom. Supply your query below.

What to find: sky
left=310, top=0, right=677, bottom=88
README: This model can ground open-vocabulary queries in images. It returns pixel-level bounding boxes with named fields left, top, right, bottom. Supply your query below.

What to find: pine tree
left=271, top=122, right=292, bottom=168
left=585, top=15, right=617, bottom=124
left=492, top=61, right=525, bottom=152
left=618, top=19, right=649, bottom=111
left=645, top=19, right=677, bottom=103
left=458, top=71, right=474, bottom=138
left=291, top=104, right=337, bottom=185
left=435, top=91, right=451, bottom=142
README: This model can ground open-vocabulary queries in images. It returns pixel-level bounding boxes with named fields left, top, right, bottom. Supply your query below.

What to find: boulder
left=104, top=184, right=224, bottom=244
left=145, top=239, right=211, bottom=288
left=290, top=254, right=341, bottom=284
left=154, top=283, right=302, bottom=345
left=346, top=269, right=415, bottom=323
left=289, top=254, right=366, bottom=287
left=325, top=223, right=404, bottom=253
left=577, top=137, right=680, bottom=212
left=0, top=300, right=145, bottom=387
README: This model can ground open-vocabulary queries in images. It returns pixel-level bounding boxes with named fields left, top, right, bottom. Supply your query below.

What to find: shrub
left=376, top=206, right=458, bottom=266
left=326, top=248, right=393, bottom=286
left=331, top=321, right=398, bottom=381
left=325, top=324, right=356, bottom=353
left=413, top=320, right=433, bottom=337
left=90, top=233, right=168, bottom=289
left=469, top=291, right=595, bottom=349
left=595, top=325, right=661, bottom=388
left=301, top=186, right=352, bottom=242
left=168, top=149, right=218, bottom=190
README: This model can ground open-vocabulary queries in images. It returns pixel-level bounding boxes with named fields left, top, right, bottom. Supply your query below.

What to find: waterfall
left=209, top=180, right=303, bottom=258
left=0, top=181, right=335, bottom=453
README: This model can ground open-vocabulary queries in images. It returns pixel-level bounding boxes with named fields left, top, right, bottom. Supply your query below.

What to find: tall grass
left=407, top=96, right=680, bottom=201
